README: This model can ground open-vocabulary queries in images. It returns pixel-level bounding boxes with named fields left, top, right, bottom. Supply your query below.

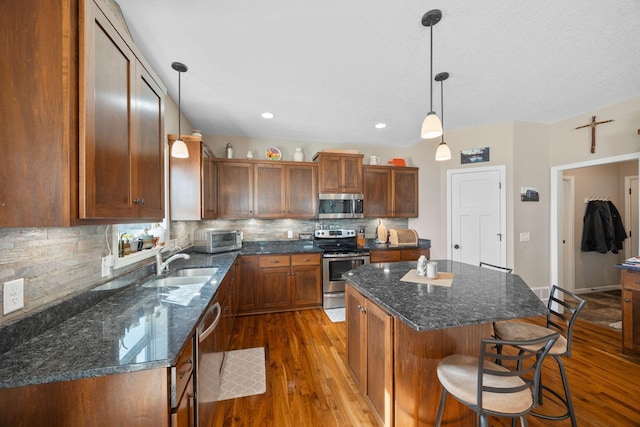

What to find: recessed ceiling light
left=261, top=112, right=274, bottom=119
left=375, top=123, right=386, bottom=129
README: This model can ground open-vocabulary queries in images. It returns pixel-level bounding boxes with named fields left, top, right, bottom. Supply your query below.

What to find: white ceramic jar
left=293, top=147, right=304, bottom=162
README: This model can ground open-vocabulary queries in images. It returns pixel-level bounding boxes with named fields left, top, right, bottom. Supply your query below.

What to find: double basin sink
left=142, top=267, right=219, bottom=288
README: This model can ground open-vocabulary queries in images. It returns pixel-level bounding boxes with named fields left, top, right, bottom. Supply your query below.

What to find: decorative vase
left=293, top=147, right=304, bottom=162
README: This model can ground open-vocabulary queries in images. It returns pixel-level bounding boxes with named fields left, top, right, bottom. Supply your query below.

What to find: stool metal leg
left=435, top=389, right=447, bottom=427
left=531, top=355, right=577, bottom=427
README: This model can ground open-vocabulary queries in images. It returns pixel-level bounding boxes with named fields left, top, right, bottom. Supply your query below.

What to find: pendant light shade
left=421, top=9, right=443, bottom=140
left=171, top=61, right=189, bottom=159
left=421, top=112, right=443, bottom=139
left=435, top=71, right=451, bottom=161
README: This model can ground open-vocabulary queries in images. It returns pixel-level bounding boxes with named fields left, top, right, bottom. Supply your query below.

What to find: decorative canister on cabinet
left=293, top=147, right=304, bottom=162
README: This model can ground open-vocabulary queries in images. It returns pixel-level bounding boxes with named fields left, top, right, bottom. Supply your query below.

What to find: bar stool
left=435, top=333, right=559, bottom=427
left=493, top=285, right=586, bottom=426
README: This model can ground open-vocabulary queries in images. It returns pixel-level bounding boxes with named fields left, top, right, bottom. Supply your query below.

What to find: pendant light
left=171, top=61, right=189, bottom=158
left=420, top=9, right=443, bottom=140
left=435, top=71, right=452, bottom=161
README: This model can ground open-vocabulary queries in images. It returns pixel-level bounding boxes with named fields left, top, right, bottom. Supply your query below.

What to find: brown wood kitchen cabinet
left=314, top=153, right=364, bottom=194
left=169, top=135, right=217, bottom=220
left=1, top=0, right=166, bottom=226
left=363, top=166, right=419, bottom=218
left=346, top=284, right=394, bottom=426
left=369, top=248, right=430, bottom=263
left=254, top=162, right=318, bottom=219
left=622, top=269, right=640, bottom=357
left=218, top=159, right=317, bottom=219
left=236, top=253, right=322, bottom=314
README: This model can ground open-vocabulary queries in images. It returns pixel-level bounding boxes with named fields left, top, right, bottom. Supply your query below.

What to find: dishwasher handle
left=199, top=302, right=221, bottom=343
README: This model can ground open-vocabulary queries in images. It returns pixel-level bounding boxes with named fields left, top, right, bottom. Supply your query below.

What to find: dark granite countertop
left=240, top=240, right=320, bottom=255
left=343, top=260, right=547, bottom=332
left=362, top=238, right=431, bottom=250
left=0, top=251, right=238, bottom=389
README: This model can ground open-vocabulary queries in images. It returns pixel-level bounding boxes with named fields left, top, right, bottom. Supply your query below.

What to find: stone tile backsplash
left=1, top=217, right=408, bottom=325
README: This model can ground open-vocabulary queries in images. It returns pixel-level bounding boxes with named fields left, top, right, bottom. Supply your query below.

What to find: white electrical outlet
left=3, top=278, right=24, bottom=315
left=101, top=255, right=113, bottom=277
left=287, top=230, right=293, bottom=239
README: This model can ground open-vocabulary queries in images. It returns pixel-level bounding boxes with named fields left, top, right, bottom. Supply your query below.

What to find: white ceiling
left=117, top=0, right=640, bottom=148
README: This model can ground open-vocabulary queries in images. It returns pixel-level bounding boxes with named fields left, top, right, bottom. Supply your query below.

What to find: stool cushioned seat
left=437, top=354, right=533, bottom=414
left=493, top=322, right=568, bottom=355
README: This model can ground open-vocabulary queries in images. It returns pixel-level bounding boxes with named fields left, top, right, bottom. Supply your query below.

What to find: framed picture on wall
left=521, top=186, right=540, bottom=202
left=461, top=147, right=490, bottom=164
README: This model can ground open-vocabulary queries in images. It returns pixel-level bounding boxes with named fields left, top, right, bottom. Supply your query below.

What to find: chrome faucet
left=156, top=250, right=190, bottom=275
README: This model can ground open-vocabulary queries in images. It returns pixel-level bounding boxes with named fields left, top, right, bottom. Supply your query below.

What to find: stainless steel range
left=314, top=229, right=370, bottom=308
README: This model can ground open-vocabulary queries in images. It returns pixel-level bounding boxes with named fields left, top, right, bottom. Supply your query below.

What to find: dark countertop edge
left=363, top=238, right=431, bottom=250
left=615, top=263, right=640, bottom=270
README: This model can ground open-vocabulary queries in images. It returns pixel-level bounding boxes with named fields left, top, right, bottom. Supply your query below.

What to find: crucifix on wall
left=575, top=115, right=614, bottom=153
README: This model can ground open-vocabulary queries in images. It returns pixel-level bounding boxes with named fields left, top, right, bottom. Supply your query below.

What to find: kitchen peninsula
left=344, top=260, right=548, bottom=426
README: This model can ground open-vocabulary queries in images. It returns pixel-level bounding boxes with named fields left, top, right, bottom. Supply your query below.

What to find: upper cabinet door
left=286, top=164, right=318, bottom=218
left=80, top=1, right=135, bottom=219
left=363, top=166, right=392, bottom=218
left=254, top=163, right=286, bottom=218
left=392, top=168, right=418, bottom=217
left=133, top=65, right=165, bottom=219
left=218, top=162, right=254, bottom=218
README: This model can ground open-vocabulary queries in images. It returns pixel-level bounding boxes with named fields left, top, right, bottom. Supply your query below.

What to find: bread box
left=388, top=229, right=419, bottom=246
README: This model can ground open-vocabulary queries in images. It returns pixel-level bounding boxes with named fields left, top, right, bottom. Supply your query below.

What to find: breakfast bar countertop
left=343, top=259, right=548, bottom=332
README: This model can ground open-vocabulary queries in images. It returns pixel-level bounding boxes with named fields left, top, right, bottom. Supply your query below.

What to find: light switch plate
left=519, top=232, right=531, bottom=242
left=3, top=278, right=24, bottom=315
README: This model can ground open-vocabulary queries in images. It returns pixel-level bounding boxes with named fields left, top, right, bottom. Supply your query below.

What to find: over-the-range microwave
left=318, top=193, right=364, bottom=219
left=193, top=229, right=242, bottom=254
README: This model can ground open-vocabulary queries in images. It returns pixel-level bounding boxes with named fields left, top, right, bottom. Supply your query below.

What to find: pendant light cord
left=177, top=71, right=181, bottom=138
left=429, top=24, right=434, bottom=112
left=440, top=78, right=444, bottom=141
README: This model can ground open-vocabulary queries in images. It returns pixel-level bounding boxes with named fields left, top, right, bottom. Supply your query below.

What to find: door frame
left=550, top=153, right=640, bottom=292
left=446, top=165, right=507, bottom=265
left=624, top=175, right=639, bottom=260
left=562, top=176, right=575, bottom=291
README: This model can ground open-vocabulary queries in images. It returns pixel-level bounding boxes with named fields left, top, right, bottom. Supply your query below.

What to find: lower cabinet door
left=172, top=376, right=194, bottom=427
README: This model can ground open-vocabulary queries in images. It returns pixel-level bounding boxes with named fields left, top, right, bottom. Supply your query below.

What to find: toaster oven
left=193, top=229, right=242, bottom=254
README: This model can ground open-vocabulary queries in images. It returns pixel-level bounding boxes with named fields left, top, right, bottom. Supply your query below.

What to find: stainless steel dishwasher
left=196, top=300, right=222, bottom=426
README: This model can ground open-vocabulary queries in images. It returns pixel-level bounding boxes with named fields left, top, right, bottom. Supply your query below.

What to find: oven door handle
left=199, top=302, right=221, bottom=343
left=323, top=253, right=370, bottom=259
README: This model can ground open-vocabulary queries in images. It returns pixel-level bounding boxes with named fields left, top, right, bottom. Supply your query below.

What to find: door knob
left=454, top=244, right=460, bottom=249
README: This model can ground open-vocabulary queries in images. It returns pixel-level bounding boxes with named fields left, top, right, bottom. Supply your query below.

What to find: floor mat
left=609, top=321, right=622, bottom=330
left=218, top=347, right=266, bottom=401
left=324, top=308, right=345, bottom=323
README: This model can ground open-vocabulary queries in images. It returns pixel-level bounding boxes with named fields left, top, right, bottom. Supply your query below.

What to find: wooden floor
left=211, top=309, right=640, bottom=427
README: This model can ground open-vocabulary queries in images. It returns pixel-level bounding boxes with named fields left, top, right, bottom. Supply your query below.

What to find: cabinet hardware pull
left=199, top=302, right=221, bottom=343
left=271, top=260, right=280, bottom=263
left=625, top=298, right=630, bottom=303
left=634, top=281, right=640, bottom=284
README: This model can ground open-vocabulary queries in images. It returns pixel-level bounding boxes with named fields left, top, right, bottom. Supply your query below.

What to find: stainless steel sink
left=142, top=276, right=212, bottom=288
left=171, top=267, right=219, bottom=277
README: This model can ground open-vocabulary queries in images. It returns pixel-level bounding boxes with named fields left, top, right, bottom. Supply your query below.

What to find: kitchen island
left=344, top=260, right=548, bottom=426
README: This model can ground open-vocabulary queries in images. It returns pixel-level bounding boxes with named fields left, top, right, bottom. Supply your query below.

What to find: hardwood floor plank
left=211, top=310, right=640, bottom=427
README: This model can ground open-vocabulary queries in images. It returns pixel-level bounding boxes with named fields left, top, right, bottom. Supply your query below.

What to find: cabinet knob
left=624, top=298, right=630, bottom=303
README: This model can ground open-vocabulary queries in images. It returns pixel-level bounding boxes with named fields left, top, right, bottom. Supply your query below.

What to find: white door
left=448, top=166, right=506, bottom=267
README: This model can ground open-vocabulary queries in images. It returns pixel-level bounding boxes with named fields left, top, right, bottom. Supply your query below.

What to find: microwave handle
left=351, top=198, right=355, bottom=218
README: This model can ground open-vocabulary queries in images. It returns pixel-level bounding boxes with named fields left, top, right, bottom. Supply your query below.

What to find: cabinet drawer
left=291, top=253, right=321, bottom=266
left=172, top=337, right=194, bottom=408
left=259, top=255, right=290, bottom=267
left=623, top=269, right=640, bottom=292
left=400, top=248, right=430, bottom=261
left=370, top=250, right=401, bottom=263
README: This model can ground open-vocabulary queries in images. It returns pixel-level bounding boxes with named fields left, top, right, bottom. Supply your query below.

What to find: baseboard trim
left=573, top=284, right=622, bottom=294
